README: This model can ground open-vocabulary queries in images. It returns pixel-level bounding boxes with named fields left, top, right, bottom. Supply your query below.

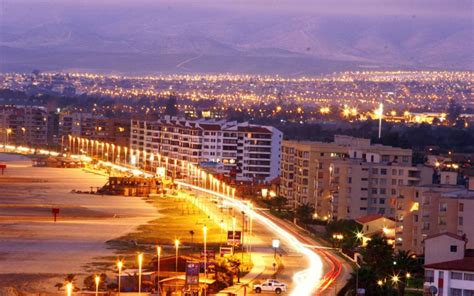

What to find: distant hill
left=0, top=2, right=472, bottom=75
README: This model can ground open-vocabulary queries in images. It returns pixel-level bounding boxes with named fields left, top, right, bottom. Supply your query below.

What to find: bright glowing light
left=174, top=180, right=323, bottom=296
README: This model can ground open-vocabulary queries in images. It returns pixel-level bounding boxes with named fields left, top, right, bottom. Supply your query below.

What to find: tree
left=362, top=234, right=394, bottom=276
left=392, top=250, right=421, bottom=296
left=295, top=203, right=314, bottom=224
left=271, top=196, right=287, bottom=212
left=189, top=230, right=195, bottom=243
left=447, top=99, right=462, bottom=124
left=164, top=95, right=178, bottom=116
left=83, top=273, right=107, bottom=291
left=54, top=283, right=63, bottom=291
left=326, top=219, right=362, bottom=249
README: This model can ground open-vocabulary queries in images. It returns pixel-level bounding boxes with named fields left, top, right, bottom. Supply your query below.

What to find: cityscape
left=0, top=1, right=473, bottom=296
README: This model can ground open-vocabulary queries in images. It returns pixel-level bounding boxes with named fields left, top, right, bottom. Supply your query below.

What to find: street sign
left=200, top=250, right=215, bottom=260
left=227, top=231, right=242, bottom=246
left=220, top=247, right=233, bottom=257
left=185, top=261, right=200, bottom=286
left=52, top=208, right=60, bottom=222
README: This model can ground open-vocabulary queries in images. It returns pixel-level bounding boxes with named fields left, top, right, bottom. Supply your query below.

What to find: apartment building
left=395, top=173, right=474, bottom=255
left=130, top=117, right=282, bottom=183
left=59, top=113, right=95, bottom=140
left=59, top=113, right=130, bottom=147
left=280, top=135, right=431, bottom=220
left=0, top=105, right=48, bottom=147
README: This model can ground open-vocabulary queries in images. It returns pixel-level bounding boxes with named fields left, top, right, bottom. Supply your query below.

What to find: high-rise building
left=58, top=113, right=130, bottom=148
left=281, top=135, right=432, bottom=220
left=0, top=105, right=49, bottom=147
left=130, top=117, right=282, bottom=183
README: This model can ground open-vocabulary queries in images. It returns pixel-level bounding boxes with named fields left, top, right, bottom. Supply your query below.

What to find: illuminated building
left=395, top=173, right=474, bottom=255
left=130, top=117, right=282, bottom=183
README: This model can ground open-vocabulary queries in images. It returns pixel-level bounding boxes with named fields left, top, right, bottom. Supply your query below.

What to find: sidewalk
left=216, top=249, right=276, bottom=295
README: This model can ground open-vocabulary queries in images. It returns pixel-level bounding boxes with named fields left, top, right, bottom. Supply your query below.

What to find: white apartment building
left=130, top=117, right=282, bottom=183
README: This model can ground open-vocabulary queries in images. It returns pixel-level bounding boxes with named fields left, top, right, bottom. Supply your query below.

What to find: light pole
left=117, top=260, right=123, bottom=296
left=203, top=225, right=208, bottom=296
left=66, top=282, right=73, bottom=296
left=272, top=239, right=280, bottom=258
left=232, top=216, right=236, bottom=254
left=138, top=253, right=143, bottom=295
left=95, top=275, right=100, bottom=296
left=174, top=239, right=180, bottom=291
left=157, top=246, right=161, bottom=294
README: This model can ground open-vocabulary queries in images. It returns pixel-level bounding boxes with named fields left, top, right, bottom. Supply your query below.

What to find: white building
left=130, top=117, right=282, bottom=183
left=424, top=233, right=474, bottom=296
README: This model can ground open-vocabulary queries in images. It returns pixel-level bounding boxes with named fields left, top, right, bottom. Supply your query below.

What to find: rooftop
left=425, top=257, right=474, bottom=272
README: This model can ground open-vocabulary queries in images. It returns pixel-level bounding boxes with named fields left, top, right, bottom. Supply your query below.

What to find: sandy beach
left=0, top=153, right=158, bottom=294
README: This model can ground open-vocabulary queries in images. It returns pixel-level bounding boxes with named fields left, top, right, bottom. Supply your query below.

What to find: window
left=391, top=189, right=397, bottom=195
left=459, top=217, right=463, bottom=226
left=439, top=203, right=447, bottom=212
left=463, top=290, right=474, bottom=296
left=371, top=188, right=378, bottom=194
left=379, top=198, right=385, bottom=204
left=450, top=288, right=462, bottom=296
left=381, top=168, right=387, bottom=175
left=451, top=272, right=463, bottom=280
left=372, top=168, right=378, bottom=175
left=460, top=203, right=464, bottom=212
left=424, top=270, right=434, bottom=283
left=450, top=245, right=458, bottom=253
left=464, top=273, right=474, bottom=281
left=380, top=188, right=386, bottom=195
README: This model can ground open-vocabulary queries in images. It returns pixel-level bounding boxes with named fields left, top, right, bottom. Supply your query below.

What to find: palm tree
left=189, top=230, right=195, bottom=243
left=272, top=196, right=288, bottom=212
left=295, top=203, right=314, bottom=224
left=54, top=283, right=63, bottom=291
left=393, top=250, right=421, bottom=296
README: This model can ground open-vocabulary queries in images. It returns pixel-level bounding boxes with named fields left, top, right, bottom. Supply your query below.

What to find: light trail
left=0, top=144, right=342, bottom=295
left=175, top=180, right=323, bottom=296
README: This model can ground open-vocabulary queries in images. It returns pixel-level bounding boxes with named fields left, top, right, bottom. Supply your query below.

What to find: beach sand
left=0, top=153, right=158, bottom=294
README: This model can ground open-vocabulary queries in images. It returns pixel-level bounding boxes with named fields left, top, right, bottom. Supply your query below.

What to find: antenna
left=378, top=101, right=383, bottom=139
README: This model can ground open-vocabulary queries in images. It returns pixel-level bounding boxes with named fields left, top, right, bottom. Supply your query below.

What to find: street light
left=377, top=280, right=383, bottom=287
left=138, top=253, right=143, bottom=295
left=117, top=260, right=123, bottom=296
left=66, top=282, right=73, bottom=296
left=232, top=216, right=236, bottom=253
left=174, top=239, right=180, bottom=291
left=391, top=275, right=399, bottom=285
left=156, top=246, right=161, bottom=294
left=272, top=239, right=280, bottom=258
left=95, top=275, right=100, bottom=296
left=203, top=225, right=208, bottom=296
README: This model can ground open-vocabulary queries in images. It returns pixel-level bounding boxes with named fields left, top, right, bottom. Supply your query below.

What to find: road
left=176, top=180, right=353, bottom=296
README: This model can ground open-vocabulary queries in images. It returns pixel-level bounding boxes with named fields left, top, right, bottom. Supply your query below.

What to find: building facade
left=1, top=105, right=49, bottom=147
left=281, top=135, right=431, bottom=220
left=130, top=117, right=282, bottom=183
left=396, top=175, right=474, bottom=255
